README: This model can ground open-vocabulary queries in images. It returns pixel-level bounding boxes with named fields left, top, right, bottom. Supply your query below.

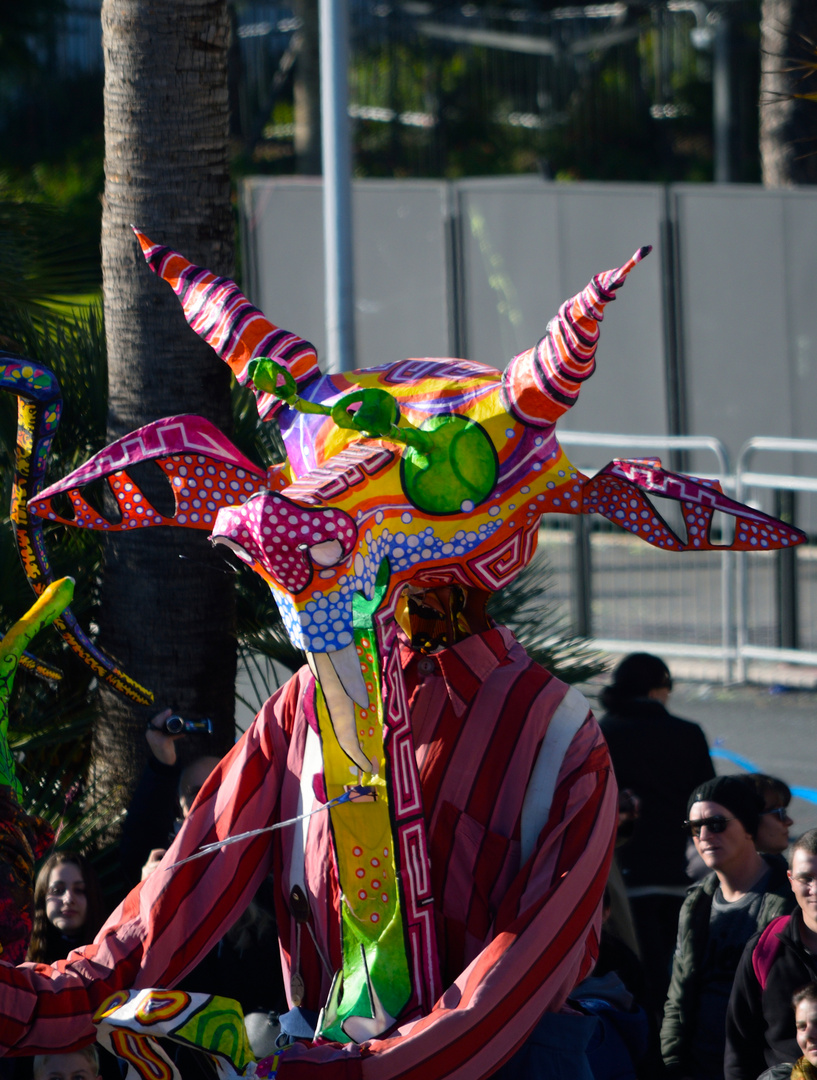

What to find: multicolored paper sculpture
left=24, top=232, right=806, bottom=1051
left=0, top=354, right=153, bottom=704
left=94, top=989, right=256, bottom=1080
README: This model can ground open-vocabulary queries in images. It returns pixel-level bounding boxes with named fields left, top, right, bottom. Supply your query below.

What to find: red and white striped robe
left=0, top=627, right=616, bottom=1079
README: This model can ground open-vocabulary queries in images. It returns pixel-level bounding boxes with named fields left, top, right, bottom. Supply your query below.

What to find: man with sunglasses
left=725, top=829, right=817, bottom=1080
left=662, top=776, right=795, bottom=1080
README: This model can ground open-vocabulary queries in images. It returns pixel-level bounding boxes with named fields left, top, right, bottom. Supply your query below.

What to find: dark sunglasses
left=761, top=806, right=791, bottom=822
left=684, top=815, right=734, bottom=837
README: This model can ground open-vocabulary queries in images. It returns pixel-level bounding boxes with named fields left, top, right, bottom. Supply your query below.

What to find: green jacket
left=660, top=856, right=795, bottom=1078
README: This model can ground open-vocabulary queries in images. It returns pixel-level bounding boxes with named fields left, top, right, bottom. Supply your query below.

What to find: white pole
left=319, top=0, right=356, bottom=373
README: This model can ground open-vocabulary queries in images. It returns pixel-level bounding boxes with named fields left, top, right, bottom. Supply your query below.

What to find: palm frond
left=0, top=198, right=101, bottom=322
left=488, top=548, right=607, bottom=685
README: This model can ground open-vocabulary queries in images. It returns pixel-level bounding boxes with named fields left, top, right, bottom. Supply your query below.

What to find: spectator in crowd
left=25, top=852, right=104, bottom=964
left=32, top=1046, right=101, bottom=1080
left=661, top=776, right=795, bottom=1080
left=756, top=983, right=817, bottom=1080
left=725, top=830, right=817, bottom=1080
left=118, top=708, right=220, bottom=889
left=738, top=774, right=794, bottom=858
left=599, top=653, right=715, bottom=1008
left=793, top=984, right=817, bottom=1080
left=24, top=855, right=115, bottom=1080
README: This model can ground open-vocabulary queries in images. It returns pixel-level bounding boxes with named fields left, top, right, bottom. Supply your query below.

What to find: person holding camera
left=118, top=708, right=220, bottom=889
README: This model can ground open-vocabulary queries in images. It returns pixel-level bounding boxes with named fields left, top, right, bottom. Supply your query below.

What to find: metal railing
left=546, top=432, right=817, bottom=683
left=733, top=438, right=817, bottom=682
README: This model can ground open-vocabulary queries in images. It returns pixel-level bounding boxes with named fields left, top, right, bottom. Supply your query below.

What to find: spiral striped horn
left=503, top=245, right=651, bottom=428
left=133, top=228, right=320, bottom=421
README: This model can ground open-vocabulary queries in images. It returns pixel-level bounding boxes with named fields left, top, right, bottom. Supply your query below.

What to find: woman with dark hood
left=600, top=653, right=715, bottom=1014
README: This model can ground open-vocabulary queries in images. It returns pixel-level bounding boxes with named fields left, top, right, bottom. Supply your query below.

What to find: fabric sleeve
left=277, top=712, right=617, bottom=1080
left=724, top=933, right=767, bottom=1080
left=0, top=674, right=298, bottom=1055
left=660, top=894, right=696, bottom=1078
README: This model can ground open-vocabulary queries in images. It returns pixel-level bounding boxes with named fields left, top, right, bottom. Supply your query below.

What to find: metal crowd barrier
left=734, top=438, right=817, bottom=682
left=545, top=432, right=817, bottom=684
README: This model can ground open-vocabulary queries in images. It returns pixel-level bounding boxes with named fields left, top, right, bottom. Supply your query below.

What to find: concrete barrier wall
left=241, top=176, right=817, bottom=470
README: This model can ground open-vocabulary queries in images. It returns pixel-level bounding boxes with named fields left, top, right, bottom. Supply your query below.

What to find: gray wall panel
left=243, top=177, right=327, bottom=356
left=456, top=179, right=562, bottom=368
left=457, top=181, right=667, bottom=439
left=556, top=185, right=666, bottom=437
left=675, top=186, right=792, bottom=467
left=352, top=180, right=451, bottom=366
left=242, top=178, right=451, bottom=370
left=783, top=193, right=817, bottom=450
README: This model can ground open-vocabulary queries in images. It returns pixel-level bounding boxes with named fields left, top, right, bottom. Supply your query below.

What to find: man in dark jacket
left=661, top=776, right=795, bottom=1080
left=725, top=829, right=817, bottom=1080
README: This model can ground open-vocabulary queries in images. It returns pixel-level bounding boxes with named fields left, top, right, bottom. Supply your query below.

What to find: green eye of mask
left=248, top=358, right=498, bottom=515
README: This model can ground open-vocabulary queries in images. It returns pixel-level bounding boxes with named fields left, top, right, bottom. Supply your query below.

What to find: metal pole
left=319, top=0, right=356, bottom=372
left=573, top=516, right=593, bottom=638
left=775, top=490, right=799, bottom=650
left=712, top=8, right=732, bottom=183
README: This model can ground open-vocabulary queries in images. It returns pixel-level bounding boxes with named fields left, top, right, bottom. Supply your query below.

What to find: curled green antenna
left=248, top=358, right=432, bottom=457
left=248, top=358, right=498, bottom=515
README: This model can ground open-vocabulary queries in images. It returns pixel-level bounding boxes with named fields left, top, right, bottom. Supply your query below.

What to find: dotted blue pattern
left=271, top=518, right=503, bottom=652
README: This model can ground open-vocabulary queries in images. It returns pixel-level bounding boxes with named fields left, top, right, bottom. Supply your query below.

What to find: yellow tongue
left=313, top=629, right=411, bottom=1041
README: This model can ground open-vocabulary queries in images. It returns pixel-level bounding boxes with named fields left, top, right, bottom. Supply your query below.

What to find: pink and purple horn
left=503, top=246, right=651, bottom=428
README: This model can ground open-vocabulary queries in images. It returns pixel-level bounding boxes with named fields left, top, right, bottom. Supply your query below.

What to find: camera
left=158, top=715, right=213, bottom=736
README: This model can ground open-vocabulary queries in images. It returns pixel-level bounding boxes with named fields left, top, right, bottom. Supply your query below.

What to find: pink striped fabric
left=0, top=630, right=616, bottom=1080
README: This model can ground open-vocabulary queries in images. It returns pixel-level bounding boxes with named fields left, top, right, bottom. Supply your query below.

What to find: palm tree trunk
left=97, top=0, right=237, bottom=810
left=760, top=0, right=817, bottom=185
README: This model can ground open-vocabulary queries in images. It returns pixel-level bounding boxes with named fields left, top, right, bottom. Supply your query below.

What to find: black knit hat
left=687, top=775, right=765, bottom=838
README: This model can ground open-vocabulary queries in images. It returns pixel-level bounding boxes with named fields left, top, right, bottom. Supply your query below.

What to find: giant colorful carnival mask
left=25, top=231, right=806, bottom=1043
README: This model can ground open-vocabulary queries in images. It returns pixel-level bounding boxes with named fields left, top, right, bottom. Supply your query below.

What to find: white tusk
left=307, top=649, right=371, bottom=773
left=327, top=642, right=369, bottom=709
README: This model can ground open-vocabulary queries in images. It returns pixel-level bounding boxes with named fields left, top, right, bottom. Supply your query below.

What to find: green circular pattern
left=400, top=414, right=498, bottom=515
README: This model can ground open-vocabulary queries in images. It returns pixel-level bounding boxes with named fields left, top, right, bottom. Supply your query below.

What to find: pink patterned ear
left=581, top=459, right=806, bottom=552
left=28, top=415, right=283, bottom=532
left=133, top=228, right=320, bottom=420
